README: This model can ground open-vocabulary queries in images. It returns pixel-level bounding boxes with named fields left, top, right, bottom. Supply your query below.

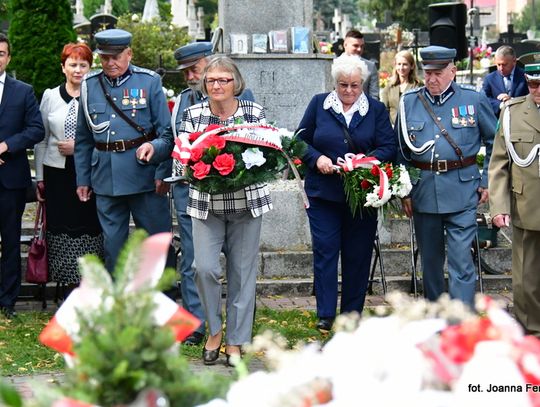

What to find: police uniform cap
left=420, top=46, right=457, bottom=70
left=525, top=61, right=540, bottom=81
left=95, top=29, right=132, bottom=55
left=174, top=42, right=214, bottom=70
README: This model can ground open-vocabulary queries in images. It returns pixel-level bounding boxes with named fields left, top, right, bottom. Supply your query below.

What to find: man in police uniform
left=489, top=60, right=540, bottom=336
left=75, top=29, right=174, bottom=272
left=395, top=46, right=497, bottom=307
left=150, top=42, right=254, bottom=345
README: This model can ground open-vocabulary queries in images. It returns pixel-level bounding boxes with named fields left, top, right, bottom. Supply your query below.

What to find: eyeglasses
left=528, top=81, right=540, bottom=89
left=205, top=78, right=234, bottom=86
left=337, top=82, right=361, bottom=91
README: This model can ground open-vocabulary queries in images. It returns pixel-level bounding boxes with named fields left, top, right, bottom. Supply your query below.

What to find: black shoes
left=225, top=353, right=241, bottom=368
left=0, top=307, right=17, bottom=320
left=316, top=317, right=334, bottom=332
left=183, top=331, right=204, bottom=346
left=202, top=346, right=221, bottom=365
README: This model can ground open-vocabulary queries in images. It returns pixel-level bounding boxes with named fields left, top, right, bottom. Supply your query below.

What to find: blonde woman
left=381, top=50, right=423, bottom=125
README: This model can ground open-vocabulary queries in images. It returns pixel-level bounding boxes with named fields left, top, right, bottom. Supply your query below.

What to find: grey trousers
left=192, top=211, right=262, bottom=345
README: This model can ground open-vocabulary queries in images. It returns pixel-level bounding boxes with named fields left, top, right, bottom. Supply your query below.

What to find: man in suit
left=343, top=29, right=379, bottom=100
left=75, top=29, right=174, bottom=272
left=0, top=33, right=45, bottom=319
left=396, top=46, right=497, bottom=307
left=489, top=60, right=540, bottom=337
left=481, top=45, right=528, bottom=117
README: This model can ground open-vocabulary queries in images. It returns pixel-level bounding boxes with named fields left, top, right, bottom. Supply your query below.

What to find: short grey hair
left=201, top=55, right=246, bottom=97
left=495, top=45, right=516, bottom=59
left=331, top=54, right=368, bottom=83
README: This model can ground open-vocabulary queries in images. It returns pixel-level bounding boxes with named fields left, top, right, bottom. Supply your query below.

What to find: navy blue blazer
left=298, top=92, right=396, bottom=203
left=482, top=66, right=528, bottom=116
left=0, top=75, right=44, bottom=189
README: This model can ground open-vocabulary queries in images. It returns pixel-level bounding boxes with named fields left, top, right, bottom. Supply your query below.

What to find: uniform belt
left=95, top=134, right=154, bottom=152
left=411, top=155, right=477, bottom=172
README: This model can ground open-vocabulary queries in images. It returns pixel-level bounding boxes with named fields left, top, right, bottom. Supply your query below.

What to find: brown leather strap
left=417, top=92, right=465, bottom=163
left=98, top=73, right=154, bottom=138
left=95, top=134, right=154, bottom=152
left=411, top=155, right=477, bottom=172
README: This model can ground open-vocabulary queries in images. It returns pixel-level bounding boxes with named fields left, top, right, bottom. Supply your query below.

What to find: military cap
left=174, top=42, right=214, bottom=70
left=525, top=61, right=540, bottom=81
left=95, top=29, right=132, bottom=55
left=420, top=46, right=457, bottom=70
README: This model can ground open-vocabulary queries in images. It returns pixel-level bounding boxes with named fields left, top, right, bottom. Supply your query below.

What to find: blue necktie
left=504, top=75, right=512, bottom=93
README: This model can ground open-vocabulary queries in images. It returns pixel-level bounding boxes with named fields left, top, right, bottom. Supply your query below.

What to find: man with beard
left=162, top=42, right=254, bottom=345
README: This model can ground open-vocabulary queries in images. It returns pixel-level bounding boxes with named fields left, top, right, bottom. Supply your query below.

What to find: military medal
left=458, top=105, right=468, bottom=126
left=467, top=105, right=476, bottom=125
left=122, top=89, right=130, bottom=106
left=452, top=107, right=459, bottom=125
left=139, top=89, right=146, bottom=105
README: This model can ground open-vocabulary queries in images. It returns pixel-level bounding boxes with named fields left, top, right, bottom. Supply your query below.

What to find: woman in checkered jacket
left=177, top=56, right=271, bottom=367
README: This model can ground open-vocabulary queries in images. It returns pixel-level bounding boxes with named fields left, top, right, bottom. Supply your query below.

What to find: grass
left=0, top=312, right=64, bottom=376
left=0, top=307, right=328, bottom=376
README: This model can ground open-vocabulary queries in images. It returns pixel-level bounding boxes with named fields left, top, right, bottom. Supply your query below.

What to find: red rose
left=293, top=158, right=302, bottom=166
left=189, top=131, right=203, bottom=142
left=204, top=135, right=226, bottom=150
left=212, top=153, right=236, bottom=175
left=190, top=147, right=203, bottom=162
left=360, top=179, right=371, bottom=190
left=370, top=165, right=380, bottom=176
left=191, top=161, right=211, bottom=180
left=385, top=163, right=393, bottom=178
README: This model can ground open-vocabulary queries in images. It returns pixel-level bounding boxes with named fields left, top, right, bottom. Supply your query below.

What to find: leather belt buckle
left=437, top=160, right=448, bottom=172
left=114, top=140, right=126, bottom=152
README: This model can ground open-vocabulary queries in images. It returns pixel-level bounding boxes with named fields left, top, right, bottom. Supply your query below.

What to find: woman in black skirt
left=34, top=43, right=103, bottom=297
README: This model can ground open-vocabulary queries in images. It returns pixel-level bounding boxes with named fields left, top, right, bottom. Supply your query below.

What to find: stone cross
left=332, top=8, right=342, bottom=35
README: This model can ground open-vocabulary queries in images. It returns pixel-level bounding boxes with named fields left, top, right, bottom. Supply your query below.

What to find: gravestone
left=217, top=0, right=333, bottom=130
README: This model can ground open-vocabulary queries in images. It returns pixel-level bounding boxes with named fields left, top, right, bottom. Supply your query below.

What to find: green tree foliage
left=83, top=0, right=128, bottom=18
left=360, top=0, right=437, bottom=30
left=8, top=0, right=76, bottom=98
left=116, top=14, right=190, bottom=93
left=513, top=4, right=540, bottom=32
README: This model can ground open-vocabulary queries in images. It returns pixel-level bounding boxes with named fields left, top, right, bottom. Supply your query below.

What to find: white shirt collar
left=323, top=90, right=369, bottom=117
left=0, top=71, right=6, bottom=84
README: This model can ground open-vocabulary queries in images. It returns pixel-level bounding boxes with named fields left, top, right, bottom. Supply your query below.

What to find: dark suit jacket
left=298, top=92, right=396, bottom=203
left=0, top=75, right=44, bottom=189
left=482, top=66, right=529, bottom=117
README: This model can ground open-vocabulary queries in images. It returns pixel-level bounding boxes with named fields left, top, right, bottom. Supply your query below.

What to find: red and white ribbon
left=336, top=153, right=388, bottom=200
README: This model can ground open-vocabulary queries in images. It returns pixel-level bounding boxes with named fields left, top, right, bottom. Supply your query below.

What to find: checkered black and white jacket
left=178, top=99, right=273, bottom=220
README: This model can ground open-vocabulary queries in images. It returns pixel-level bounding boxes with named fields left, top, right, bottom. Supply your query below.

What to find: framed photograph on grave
left=230, top=33, right=248, bottom=54
left=252, top=33, right=268, bottom=53
left=269, top=30, right=288, bottom=53
left=291, top=27, right=310, bottom=54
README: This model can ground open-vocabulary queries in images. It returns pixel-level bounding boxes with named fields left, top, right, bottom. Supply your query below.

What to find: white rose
left=241, top=148, right=266, bottom=169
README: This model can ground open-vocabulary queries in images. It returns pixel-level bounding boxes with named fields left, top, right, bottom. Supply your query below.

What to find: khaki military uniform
left=489, top=94, right=540, bottom=336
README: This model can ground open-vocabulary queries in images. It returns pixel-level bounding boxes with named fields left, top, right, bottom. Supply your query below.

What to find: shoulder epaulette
left=506, top=95, right=527, bottom=106
left=84, top=70, right=102, bottom=80
left=402, top=87, right=422, bottom=97
left=132, top=66, right=158, bottom=77
left=459, top=83, right=477, bottom=92
left=180, top=88, right=192, bottom=95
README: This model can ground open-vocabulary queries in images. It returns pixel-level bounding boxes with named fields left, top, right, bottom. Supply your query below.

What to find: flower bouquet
left=336, top=153, right=414, bottom=216
left=37, top=231, right=231, bottom=407
left=171, top=123, right=307, bottom=196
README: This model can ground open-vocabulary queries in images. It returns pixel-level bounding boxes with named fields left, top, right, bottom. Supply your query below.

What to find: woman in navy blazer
left=298, top=54, right=396, bottom=331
